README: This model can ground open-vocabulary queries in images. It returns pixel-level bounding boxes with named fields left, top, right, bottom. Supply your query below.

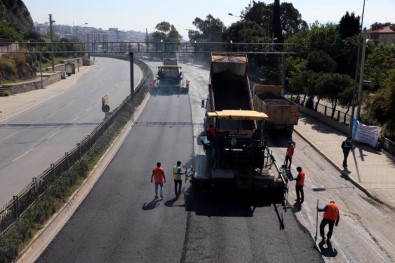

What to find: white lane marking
left=47, top=130, right=60, bottom=139
left=0, top=131, right=19, bottom=143
left=12, top=148, right=34, bottom=162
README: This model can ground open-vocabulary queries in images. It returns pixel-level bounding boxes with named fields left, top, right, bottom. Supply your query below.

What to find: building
left=366, top=25, right=395, bottom=45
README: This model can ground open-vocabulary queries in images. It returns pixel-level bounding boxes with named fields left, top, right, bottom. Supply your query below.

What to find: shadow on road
left=164, top=196, right=186, bottom=208
left=142, top=198, right=161, bottom=210
left=184, top=186, right=284, bottom=218
left=318, top=241, right=338, bottom=258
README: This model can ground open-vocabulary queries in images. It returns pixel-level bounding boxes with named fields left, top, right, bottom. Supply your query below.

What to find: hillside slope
left=0, top=0, right=34, bottom=31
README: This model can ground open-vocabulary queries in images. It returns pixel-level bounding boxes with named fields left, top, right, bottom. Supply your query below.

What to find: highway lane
left=0, top=57, right=142, bottom=206
left=36, top=61, right=323, bottom=263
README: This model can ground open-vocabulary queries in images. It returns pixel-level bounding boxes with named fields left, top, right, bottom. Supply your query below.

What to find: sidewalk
left=294, top=113, right=395, bottom=210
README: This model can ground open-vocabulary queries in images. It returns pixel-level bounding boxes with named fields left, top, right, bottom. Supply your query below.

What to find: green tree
left=150, top=21, right=182, bottom=59
left=336, top=12, right=361, bottom=77
left=151, top=21, right=182, bottom=42
left=286, top=23, right=341, bottom=97
left=308, top=22, right=341, bottom=57
left=279, top=2, right=308, bottom=36
left=192, top=14, right=225, bottom=42
left=363, top=69, right=395, bottom=137
left=223, top=20, right=265, bottom=44
left=0, top=21, right=23, bottom=41
left=307, top=51, right=336, bottom=73
left=243, top=1, right=307, bottom=39
left=338, top=12, right=360, bottom=39
left=365, top=44, right=395, bottom=91
left=315, top=73, right=354, bottom=117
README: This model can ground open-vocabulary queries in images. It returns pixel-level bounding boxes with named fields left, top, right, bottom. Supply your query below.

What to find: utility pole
left=129, top=52, right=134, bottom=100
left=49, top=14, right=55, bottom=72
left=349, top=0, right=366, bottom=137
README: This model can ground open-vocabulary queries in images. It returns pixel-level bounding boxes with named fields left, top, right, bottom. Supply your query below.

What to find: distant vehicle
left=154, top=58, right=189, bottom=92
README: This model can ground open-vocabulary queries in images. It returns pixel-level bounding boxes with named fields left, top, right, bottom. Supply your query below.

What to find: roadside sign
left=102, top=95, right=110, bottom=112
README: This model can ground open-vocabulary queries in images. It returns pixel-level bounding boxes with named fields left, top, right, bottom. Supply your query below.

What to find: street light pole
left=349, top=0, right=366, bottom=137
left=357, top=31, right=367, bottom=119
left=74, top=22, right=88, bottom=42
left=161, top=39, right=164, bottom=61
left=49, top=14, right=55, bottom=72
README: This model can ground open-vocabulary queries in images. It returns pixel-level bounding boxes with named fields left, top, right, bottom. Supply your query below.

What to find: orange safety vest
left=296, top=171, right=305, bottom=186
left=152, top=167, right=165, bottom=183
left=323, top=203, right=339, bottom=221
left=286, top=144, right=295, bottom=157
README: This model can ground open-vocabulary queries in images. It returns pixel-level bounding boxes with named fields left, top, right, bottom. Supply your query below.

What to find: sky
left=23, top=0, right=394, bottom=39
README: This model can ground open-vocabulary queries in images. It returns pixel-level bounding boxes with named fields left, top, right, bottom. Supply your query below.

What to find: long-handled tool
left=313, top=199, right=320, bottom=251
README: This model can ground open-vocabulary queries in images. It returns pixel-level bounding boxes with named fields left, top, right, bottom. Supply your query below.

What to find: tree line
left=147, top=1, right=395, bottom=138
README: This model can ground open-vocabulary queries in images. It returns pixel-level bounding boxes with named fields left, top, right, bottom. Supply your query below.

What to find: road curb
left=16, top=93, right=151, bottom=263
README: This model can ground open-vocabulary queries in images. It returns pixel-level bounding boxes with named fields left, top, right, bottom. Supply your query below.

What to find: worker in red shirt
left=294, top=166, right=305, bottom=203
left=285, top=140, right=295, bottom=169
left=206, top=124, right=216, bottom=142
left=318, top=201, right=340, bottom=245
left=151, top=162, right=166, bottom=199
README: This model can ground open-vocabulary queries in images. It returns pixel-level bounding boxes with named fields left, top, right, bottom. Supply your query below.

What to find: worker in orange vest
left=285, top=140, right=295, bottom=169
left=294, top=166, right=305, bottom=203
left=151, top=162, right=166, bottom=199
left=318, top=201, right=340, bottom=244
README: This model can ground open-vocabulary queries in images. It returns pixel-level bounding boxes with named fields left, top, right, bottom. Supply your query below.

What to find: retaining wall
left=2, top=73, right=63, bottom=94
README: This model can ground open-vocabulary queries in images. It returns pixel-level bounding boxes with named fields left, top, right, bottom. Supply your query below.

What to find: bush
left=0, top=53, right=35, bottom=84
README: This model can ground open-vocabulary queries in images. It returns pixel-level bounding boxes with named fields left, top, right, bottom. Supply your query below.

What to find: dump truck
left=194, top=53, right=287, bottom=205
left=253, top=84, right=299, bottom=135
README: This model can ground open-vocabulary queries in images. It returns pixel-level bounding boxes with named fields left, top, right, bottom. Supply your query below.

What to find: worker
left=151, top=162, right=166, bottom=199
left=206, top=124, right=216, bottom=142
left=285, top=140, right=295, bottom=169
left=173, top=161, right=184, bottom=197
left=317, top=201, right=340, bottom=244
left=294, top=166, right=305, bottom=203
left=341, top=137, right=353, bottom=168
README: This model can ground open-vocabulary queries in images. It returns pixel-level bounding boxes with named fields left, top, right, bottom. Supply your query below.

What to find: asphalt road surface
left=34, top=60, right=395, bottom=262
left=0, top=57, right=142, bottom=206
left=36, top=60, right=323, bottom=263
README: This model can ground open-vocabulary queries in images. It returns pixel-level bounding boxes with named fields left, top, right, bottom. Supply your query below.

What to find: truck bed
left=211, top=71, right=254, bottom=130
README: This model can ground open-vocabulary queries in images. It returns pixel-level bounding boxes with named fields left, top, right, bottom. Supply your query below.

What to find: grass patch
left=0, top=90, right=12, bottom=96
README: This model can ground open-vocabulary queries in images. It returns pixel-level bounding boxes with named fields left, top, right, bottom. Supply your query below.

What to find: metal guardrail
left=288, top=95, right=352, bottom=125
left=0, top=56, right=151, bottom=235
